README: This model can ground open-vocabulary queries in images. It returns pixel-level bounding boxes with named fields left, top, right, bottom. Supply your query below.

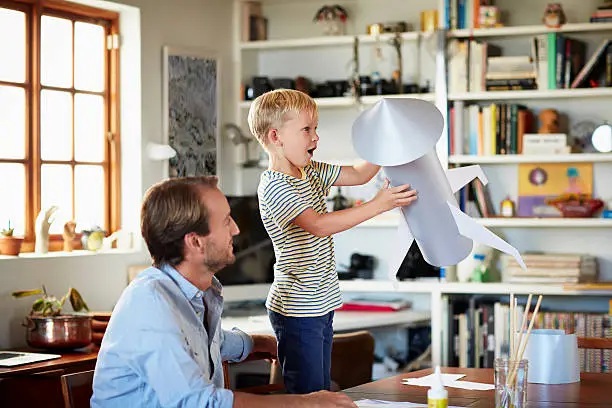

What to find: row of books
left=448, top=101, right=534, bottom=156
left=500, top=253, right=599, bottom=284
left=448, top=36, right=611, bottom=93
left=444, top=0, right=490, bottom=30
left=448, top=299, right=612, bottom=373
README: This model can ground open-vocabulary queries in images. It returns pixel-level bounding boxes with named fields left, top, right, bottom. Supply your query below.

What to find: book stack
left=485, top=56, right=537, bottom=91
left=500, top=253, right=598, bottom=284
left=590, top=1, right=612, bottom=22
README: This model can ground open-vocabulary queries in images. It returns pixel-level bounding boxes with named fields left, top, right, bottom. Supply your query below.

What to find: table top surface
left=344, top=367, right=612, bottom=408
left=0, top=345, right=98, bottom=377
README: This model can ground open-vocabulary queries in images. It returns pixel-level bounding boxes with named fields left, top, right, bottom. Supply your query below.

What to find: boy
left=247, top=89, right=417, bottom=394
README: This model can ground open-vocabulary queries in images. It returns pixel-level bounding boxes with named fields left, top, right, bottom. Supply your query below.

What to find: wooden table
left=343, top=367, right=612, bottom=408
left=0, top=345, right=98, bottom=408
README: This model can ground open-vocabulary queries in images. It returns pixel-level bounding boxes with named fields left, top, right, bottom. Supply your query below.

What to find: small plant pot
left=0, top=236, right=24, bottom=256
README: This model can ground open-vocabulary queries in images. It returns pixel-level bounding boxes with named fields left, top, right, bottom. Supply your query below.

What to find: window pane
left=0, top=86, right=26, bottom=159
left=0, top=164, right=26, bottom=236
left=74, top=22, right=104, bottom=92
left=41, top=90, right=72, bottom=161
left=41, top=164, right=72, bottom=234
left=41, top=15, right=72, bottom=88
left=75, top=165, right=104, bottom=231
left=0, top=8, right=26, bottom=83
left=75, top=93, right=104, bottom=162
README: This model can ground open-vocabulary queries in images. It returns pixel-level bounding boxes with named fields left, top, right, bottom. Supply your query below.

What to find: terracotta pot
left=0, top=236, right=23, bottom=256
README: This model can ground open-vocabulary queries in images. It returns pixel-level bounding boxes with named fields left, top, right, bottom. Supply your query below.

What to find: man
left=91, top=176, right=356, bottom=408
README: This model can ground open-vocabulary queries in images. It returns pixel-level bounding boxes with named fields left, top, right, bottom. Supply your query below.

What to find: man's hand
left=251, top=334, right=278, bottom=359
left=234, top=390, right=357, bottom=408
left=300, top=391, right=357, bottom=407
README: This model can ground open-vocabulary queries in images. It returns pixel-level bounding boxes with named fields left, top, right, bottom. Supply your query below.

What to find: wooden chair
left=60, top=369, right=95, bottom=408
left=223, top=351, right=285, bottom=394
left=330, top=330, right=375, bottom=390
left=577, top=337, right=612, bottom=350
left=235, top=330, right=376, bottom=393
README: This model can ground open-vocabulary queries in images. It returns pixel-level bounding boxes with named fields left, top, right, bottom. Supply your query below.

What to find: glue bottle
left=427, top=365, right=448, bottom=408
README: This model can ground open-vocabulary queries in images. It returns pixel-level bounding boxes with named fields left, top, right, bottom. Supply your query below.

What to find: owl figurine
left=542, top=3, right=567, bottom=28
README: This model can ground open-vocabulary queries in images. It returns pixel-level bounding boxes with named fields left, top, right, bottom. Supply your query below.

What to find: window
left=0, top=0, right=120, bottom=251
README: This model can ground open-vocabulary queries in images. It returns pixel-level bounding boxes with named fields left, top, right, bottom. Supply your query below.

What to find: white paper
left=352, top=98, right=444, bottom=167
left=401, top=373, right=495, bottom=391
left=402, top=373, right=466, bottom=386
left=355, top=399, right=466, bottom=408
left=522, top=329, right=580, bottom=384
left=350, top=98, right=526, bottom=272
left=446, top=166, right=488, bottom=193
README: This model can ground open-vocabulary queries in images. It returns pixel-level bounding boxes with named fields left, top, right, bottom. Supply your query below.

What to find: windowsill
left=0, top=248, right=142, bottom=261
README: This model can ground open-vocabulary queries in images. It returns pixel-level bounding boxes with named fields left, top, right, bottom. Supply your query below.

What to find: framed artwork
left=517, top=162, right=593, bottom=217
left=162, top=46, right=220, bottom=181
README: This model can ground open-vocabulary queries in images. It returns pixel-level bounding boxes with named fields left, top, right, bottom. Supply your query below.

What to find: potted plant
left=0, top=221, right=23, bottom=256
left=12, top=286, right=93, bottom=350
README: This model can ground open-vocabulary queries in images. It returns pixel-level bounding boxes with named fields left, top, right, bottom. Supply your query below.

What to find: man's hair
left=247, top=89, right=318, bottom=146
left=141, top=176, right=218, bottom=267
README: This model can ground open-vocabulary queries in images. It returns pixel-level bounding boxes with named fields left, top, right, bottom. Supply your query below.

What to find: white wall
left=0, top=0, right=237, bottom=348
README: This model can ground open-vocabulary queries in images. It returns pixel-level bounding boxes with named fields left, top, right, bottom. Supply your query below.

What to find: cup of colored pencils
left=494, top=293, right=543, bottom=408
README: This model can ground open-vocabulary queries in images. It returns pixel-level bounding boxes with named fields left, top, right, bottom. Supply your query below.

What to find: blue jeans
left=268, top=309, right=334, bottom=394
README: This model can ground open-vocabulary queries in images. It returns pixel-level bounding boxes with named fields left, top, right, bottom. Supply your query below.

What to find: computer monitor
left=215, top=195, right=275, bottom=286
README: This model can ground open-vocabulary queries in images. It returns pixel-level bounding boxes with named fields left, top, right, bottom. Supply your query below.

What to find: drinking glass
left=495, top=358, right=528, bottom=408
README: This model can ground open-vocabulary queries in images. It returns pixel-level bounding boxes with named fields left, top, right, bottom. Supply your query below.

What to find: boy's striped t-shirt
left=257, top=160, right=342, bottom=317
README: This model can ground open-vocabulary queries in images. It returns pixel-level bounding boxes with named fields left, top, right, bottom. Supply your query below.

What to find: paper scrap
left=401, top=372, right=494, bottom=391
left=402, top=373, right=466, bottom=386
left=355, top=399, right=466, bottom=408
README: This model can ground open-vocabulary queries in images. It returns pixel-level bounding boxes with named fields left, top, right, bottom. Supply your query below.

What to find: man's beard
left=203, top=241, right=234, bottom=273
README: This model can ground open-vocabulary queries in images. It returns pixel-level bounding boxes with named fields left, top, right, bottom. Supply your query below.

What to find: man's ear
left=184, top=232, right=204, bottom=252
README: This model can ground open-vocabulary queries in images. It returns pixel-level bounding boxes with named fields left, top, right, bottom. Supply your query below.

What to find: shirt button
left=196, top=292, right=202, bottom=298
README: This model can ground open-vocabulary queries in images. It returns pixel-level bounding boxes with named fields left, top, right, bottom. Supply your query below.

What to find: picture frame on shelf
left=162, top=45, right=221, bottom=184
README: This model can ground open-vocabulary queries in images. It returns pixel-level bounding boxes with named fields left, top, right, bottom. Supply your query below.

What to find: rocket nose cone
left=351, top=97, right=445, bottom=166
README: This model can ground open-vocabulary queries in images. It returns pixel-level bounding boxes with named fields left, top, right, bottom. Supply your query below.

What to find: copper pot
left=24, top=315, right=92, bottom=350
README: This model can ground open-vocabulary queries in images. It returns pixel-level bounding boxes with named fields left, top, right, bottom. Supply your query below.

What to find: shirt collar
left=159, top=263, right=223, bottom=301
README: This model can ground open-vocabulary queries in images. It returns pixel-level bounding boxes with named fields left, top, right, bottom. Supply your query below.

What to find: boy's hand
left=372, top=178, right=417, bottom=213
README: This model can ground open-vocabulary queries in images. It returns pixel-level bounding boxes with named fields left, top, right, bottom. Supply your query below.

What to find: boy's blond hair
left=247, top=89, right=318, bottom=147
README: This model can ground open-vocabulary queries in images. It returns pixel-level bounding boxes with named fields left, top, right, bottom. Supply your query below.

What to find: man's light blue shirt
left=91, top=264, right=254, bottom=408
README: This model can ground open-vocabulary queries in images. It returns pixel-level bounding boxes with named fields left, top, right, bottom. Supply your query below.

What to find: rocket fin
left=388, top=209, right=415, bottom=282
left=446, top=165, right=488, bottom=193
left=447, top=202, right=526, bottom=269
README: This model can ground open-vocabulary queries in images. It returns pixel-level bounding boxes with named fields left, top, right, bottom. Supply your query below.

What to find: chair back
left=60, top=369, right=95, bottom=408
left=577, top=337, right=612, bottom=350
left=330, top=330, right=375, bottom=390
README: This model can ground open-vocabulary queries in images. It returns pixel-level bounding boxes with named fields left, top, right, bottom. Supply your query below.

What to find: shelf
left=239, top=31, right=422, bottom=50
left=448, top=87, right=612, bottom=101
left=448, top=22, right=612, bottom=38
left=449, top=153, right=612, bottom=164
left=239, top=93, right=435, bottom=109
left=357, top=213, right=612, bottom=228
left=339, top=280, right=612, bottom=296
left=479, top=218, right=612, bottom=228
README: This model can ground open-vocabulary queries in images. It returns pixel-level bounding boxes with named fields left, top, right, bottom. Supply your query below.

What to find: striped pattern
left=258, top=161, right=342, bottom=317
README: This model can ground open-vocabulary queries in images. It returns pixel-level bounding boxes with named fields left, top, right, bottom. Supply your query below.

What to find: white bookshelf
left=233, top=0, right=612, bottom=369
left=239, top=30, right=422, bottom=50
left=339, top=280, right=612, bottom=296
left=357, top=213, right=612, bottom=228
left=449, top=87, right=612, bottom=101
left=449, top=153, right=612, bottom=164
left=448, top=22, right=612, bottom=38
left=239, top=92, right=435, bottom=109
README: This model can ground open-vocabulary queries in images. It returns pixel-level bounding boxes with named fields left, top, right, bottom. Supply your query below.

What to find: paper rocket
left=351, top=98, right=526, bottom=280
